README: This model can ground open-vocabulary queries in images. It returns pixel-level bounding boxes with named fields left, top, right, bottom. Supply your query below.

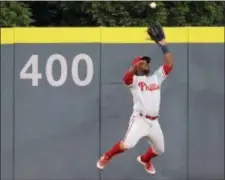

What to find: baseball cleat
left=96, top=154, right=110, bottom=170
left=137, top=156, right=156, bottom=175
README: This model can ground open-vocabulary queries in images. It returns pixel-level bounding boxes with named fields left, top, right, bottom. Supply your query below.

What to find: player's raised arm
left=147, top=24, right=173, bottom=82
left=158, top=39, right=173, bottom=68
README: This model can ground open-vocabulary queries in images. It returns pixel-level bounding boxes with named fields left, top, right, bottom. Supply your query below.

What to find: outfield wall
left=1, top=27, right=224, bottom=180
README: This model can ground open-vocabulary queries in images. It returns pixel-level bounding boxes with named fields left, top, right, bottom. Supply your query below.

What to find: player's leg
left=96, top=141, right=124, bottom=170
left=97, top=114, right=148, bottom=169
left=103, top=116, right=138, bottom=158
left=142, top=123, right=165, bottom=161
left=137, top=120, right=164, bottom=174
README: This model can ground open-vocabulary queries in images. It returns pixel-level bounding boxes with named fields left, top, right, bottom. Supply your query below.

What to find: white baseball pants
left=122, top=111, right=165, bottom=154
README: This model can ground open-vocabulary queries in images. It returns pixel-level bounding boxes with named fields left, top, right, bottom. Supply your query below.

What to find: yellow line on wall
left=1, top=28, right=14, bottom=44
left=101, top=27, right=189, bottom=43
left=14, top=27, right=101, bottom=43
left=0, top=27, right=224, bottom=44
left=189, top=27, right=224, bottom=43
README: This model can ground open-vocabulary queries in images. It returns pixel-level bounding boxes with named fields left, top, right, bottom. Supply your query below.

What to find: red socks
left=104, top=143, right=157, bottom=163
left=105, top=142, right=125, bottom=158
left=141, top=147, right=158, bottom=162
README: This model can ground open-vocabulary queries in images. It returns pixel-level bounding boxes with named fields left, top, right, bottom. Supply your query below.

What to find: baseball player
left=96, top=24, right=173, bottom=175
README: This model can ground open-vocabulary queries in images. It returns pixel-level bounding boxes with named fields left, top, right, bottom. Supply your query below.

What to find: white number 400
left=20, top=53, right=94, bottom=87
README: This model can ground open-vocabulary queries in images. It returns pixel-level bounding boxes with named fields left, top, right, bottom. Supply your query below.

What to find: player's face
left=138, top=60, right=150, bottom=75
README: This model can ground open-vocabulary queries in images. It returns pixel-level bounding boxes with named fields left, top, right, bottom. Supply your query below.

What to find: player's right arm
left=122, top=62, right=140, bottom=87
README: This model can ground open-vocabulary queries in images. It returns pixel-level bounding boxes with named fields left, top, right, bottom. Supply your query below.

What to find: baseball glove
left=147, top=23, right=165, bottom=43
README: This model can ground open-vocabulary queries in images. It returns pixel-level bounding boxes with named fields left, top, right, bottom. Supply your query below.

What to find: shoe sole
left=136, top=156, right=156, bottom=175
left=96, top=161, right=104, bottom=170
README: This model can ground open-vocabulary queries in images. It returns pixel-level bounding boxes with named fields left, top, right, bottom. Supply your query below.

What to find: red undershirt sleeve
left=162, top=64, right=173, bottom=76
left=122, top=71, right=134, bottom=86
left=155, top=64, right=173, bottom=84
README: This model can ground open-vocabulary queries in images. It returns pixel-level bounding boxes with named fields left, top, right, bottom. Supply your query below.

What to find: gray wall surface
left=1, top=43, right=224, bottom=180
left=1, top=45, right=14, bottom=180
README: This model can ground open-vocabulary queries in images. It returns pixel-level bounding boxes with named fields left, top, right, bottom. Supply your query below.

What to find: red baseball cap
left=131, top=56, right=151, bottom=66
left=132, top=56, right=141, bottom=66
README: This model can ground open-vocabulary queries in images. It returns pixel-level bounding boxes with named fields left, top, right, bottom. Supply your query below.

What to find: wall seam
left=98, top=27, right=102, bottom=180
left=12, top=28, right=15, bottom=180
left=187, top=27, right=190, bottom=180
left=0, top=26, right=2, bottom=180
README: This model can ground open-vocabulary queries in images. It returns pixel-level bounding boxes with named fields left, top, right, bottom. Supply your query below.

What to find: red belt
left=139, top=113, right=158, bottom=120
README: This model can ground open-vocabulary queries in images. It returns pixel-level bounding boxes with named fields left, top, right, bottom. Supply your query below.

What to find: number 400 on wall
left=20, top=53, right=94, bottom=87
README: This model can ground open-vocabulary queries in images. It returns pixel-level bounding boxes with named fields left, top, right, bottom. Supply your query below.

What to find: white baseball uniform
left=122, top=64, right=172, bottom=154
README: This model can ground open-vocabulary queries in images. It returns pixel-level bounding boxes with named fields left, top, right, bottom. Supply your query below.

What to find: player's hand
left=134, top=60, right=146, bottom=72
left=129, top=60, right=144, bottom=74
left=158, top=39, right=167, bottom=46
left=134, top=60, right=145, bottom=68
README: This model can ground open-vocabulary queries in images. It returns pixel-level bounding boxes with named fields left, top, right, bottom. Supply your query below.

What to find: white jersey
left=129, top=65, right=169, bottom=116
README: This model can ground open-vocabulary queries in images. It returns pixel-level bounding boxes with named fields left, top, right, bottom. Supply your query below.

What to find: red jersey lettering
left=138, top=82, right=160, bottom=91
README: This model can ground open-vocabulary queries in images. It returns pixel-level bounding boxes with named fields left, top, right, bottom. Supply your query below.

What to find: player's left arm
left=155, top=39, right=173, bottom=83
left=159, top=39, right=173, bottom=74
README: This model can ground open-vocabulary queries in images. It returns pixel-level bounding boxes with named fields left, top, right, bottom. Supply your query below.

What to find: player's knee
left=154, top=145, right=165, bottom=155
left=158, top=146, right=165, bottom=154
left=121, top=140, right=136, bottom=149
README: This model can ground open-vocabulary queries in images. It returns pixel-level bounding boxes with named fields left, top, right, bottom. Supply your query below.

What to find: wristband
left=159, top=44, right=169, bottom=54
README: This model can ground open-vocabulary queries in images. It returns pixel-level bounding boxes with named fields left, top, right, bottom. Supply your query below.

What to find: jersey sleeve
left=122, top=71, right=137, bottom=88
left=154, top=64, right=173, bottom=84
